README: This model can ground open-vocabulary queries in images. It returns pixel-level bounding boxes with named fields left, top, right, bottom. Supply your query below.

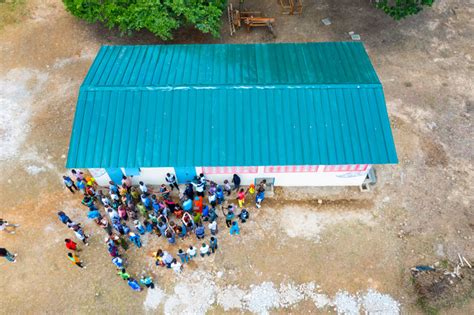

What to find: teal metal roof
left=67, top=42, right=397, bottom=168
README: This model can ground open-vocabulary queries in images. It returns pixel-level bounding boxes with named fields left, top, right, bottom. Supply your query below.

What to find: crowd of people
left=57, top=169, right=267, bottom=292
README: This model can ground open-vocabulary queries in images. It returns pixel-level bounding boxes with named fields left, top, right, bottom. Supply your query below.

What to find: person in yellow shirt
left=67, top=252, right=85, bottom=268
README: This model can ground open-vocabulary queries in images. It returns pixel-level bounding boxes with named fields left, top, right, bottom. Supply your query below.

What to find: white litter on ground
left=143, top=287, right=165, bottom=311
left=279, top=206, right=375, bottom=242
left=244, top=282, right=281, bottom=314
left=333, top=291, right=360, bottom=315
left=143, top=271, right=400, bottom=315
left=0, top=69, right=47, bottom=162
left=360, top=289, right=400, bottom=315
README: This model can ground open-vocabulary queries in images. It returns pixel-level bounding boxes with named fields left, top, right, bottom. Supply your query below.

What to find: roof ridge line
left=79, top=83, right=382, bottom=92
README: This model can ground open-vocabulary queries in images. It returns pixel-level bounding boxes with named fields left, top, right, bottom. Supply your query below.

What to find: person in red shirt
left=65, top=239, right=77, bottom=251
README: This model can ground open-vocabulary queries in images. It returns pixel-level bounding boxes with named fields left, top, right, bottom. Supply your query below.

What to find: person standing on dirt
left=0, top=218, right=20, bottom=234
left=177, top=249, right=189, bottom=264
left=65, top=239, right=78, bottom=251
left=76, top=179, right=86, bottom=195
left=118, top=268, right=130, bottom=280
left=171, top=258, right=183, bottom=273
left=209, top=236, right=218, bottom=254
left=187, top=245, right=197, bottom=259
left=127, top=278, right=142, bottom=291
left=129, top=232, right=142, bottom=248
left=0, top=247, right=17, bottom=263
left=223, top=180, right=232, bottom=196
left=225, top=210, right=235, bottom=228
left=121, top=175, right=133, bottom=193
left=57, top=211, right=72, bottom=225
left=232, top=174, right=241, bottom=191
left=192, top=180, right=205, bottom=197
left=237, top=188, right=246, bottom=208
left=165, top=173, right=179, bottom=191
left=200, top=243, right=210, bottom=257
left=230, top=221, right=240, bottom=235
left=209, top=219, right=218, bottom=235
left=73, top=226, right=89, bottom=246
left=256, top=179, right=267, bottom=208
left=62, top=175, right=78, bottom=193
left=67, top=252, right=85, bottom=268
left=140, top=276, right=155, bottom=289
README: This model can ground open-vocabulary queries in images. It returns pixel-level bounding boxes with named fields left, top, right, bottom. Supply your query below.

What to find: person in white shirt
left=200, top=243, right=210, bottom=257
left=187, top=245, right=197, bottom=259
left=209, top=220, right=218, bottom=235
left=165, top=173, right=179, bottom=191
left=171, top=258, right=182, bottom=273
left=139, top=181, right=148, bottom=194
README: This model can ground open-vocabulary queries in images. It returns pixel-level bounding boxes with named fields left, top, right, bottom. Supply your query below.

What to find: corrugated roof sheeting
left=67, top=42, right=397, bottom=168
left=83, top=43, right=380, bottom=87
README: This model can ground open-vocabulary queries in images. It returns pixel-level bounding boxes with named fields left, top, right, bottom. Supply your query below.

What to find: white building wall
left=133, top=167, right=175, bottom=185
left=90, top=165, right=370, bottom=187
left=88, top=168, right=111, bottom=186
left=197, top=166, right=370, bottom=187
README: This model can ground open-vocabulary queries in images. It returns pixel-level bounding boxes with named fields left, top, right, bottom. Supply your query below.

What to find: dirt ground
left=0, top=0, right=473, bottom=314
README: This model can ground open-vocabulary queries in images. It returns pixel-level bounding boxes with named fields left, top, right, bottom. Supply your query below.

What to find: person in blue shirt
left=141, top=194, right=152, bottom=210
left=157, top=221, right=168, bottom=236
left=225, top=211, right=235, bottom=228
left=57, top=211, right=71, bottom=225
left=195, top=224, right=205, bottom=239
left=62, top=176, right=78, bottom=193
left=129, top=232, right=142, bottom=248
left=177, top=249, right=189, bottom=263
left=210, top=236, right=218, bottom=254
left=166, top=229, right=176, bottom=244
left=230, top=221, right=240, bottom=235
left=202, top=205, right=210, bottom=221
left=76, top=179, right=86, bottom=194
left=216, top=186, right=224, bottom=204
left=151, top=195, right=161, bottom=214
left=127, top=278, right=142, bottom=291
left=112, top=256, right=123, bottom=269
left=143, top=220, right=153, bottom=233
left=209, top=207, right=218, bottom=222
left=109, top=181, right=119, bottom=195
left=121, top=222, right=131, bottom=235
left=140, top=276, right=155, bottom=289
left=256, top=180, right=266, bottom=208
left=134, top=220, right=145, bottom=235
left=183, top=197, right=193, bottom=212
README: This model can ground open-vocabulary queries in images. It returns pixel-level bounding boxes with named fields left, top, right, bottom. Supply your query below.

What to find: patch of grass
left=439, top=259, right=449, bottom=269
left=0, top=0, right=27, bottom=30
left=416, top=297, right=440, bottom=315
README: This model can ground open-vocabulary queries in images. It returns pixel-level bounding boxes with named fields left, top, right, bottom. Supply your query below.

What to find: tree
left=376, top=0, right=434, bottom=20
left=62, top=0, right=226, bottom=40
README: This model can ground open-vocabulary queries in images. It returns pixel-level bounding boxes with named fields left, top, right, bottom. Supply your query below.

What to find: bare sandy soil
left=0, top=0, right=473, bottom=314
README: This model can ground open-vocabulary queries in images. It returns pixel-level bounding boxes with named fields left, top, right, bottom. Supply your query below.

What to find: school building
left=66, top=42, right=397, bottom=187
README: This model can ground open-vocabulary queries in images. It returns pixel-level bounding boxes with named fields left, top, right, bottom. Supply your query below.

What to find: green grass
left=0, top=0, right=27, bottom=30
left=416, top=297, right=440, bottom=315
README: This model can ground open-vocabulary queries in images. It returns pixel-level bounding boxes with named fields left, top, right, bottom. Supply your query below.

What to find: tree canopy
left=62, top=0, right=226, bottom=40
left=376, top=0, right=434, bottom=20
